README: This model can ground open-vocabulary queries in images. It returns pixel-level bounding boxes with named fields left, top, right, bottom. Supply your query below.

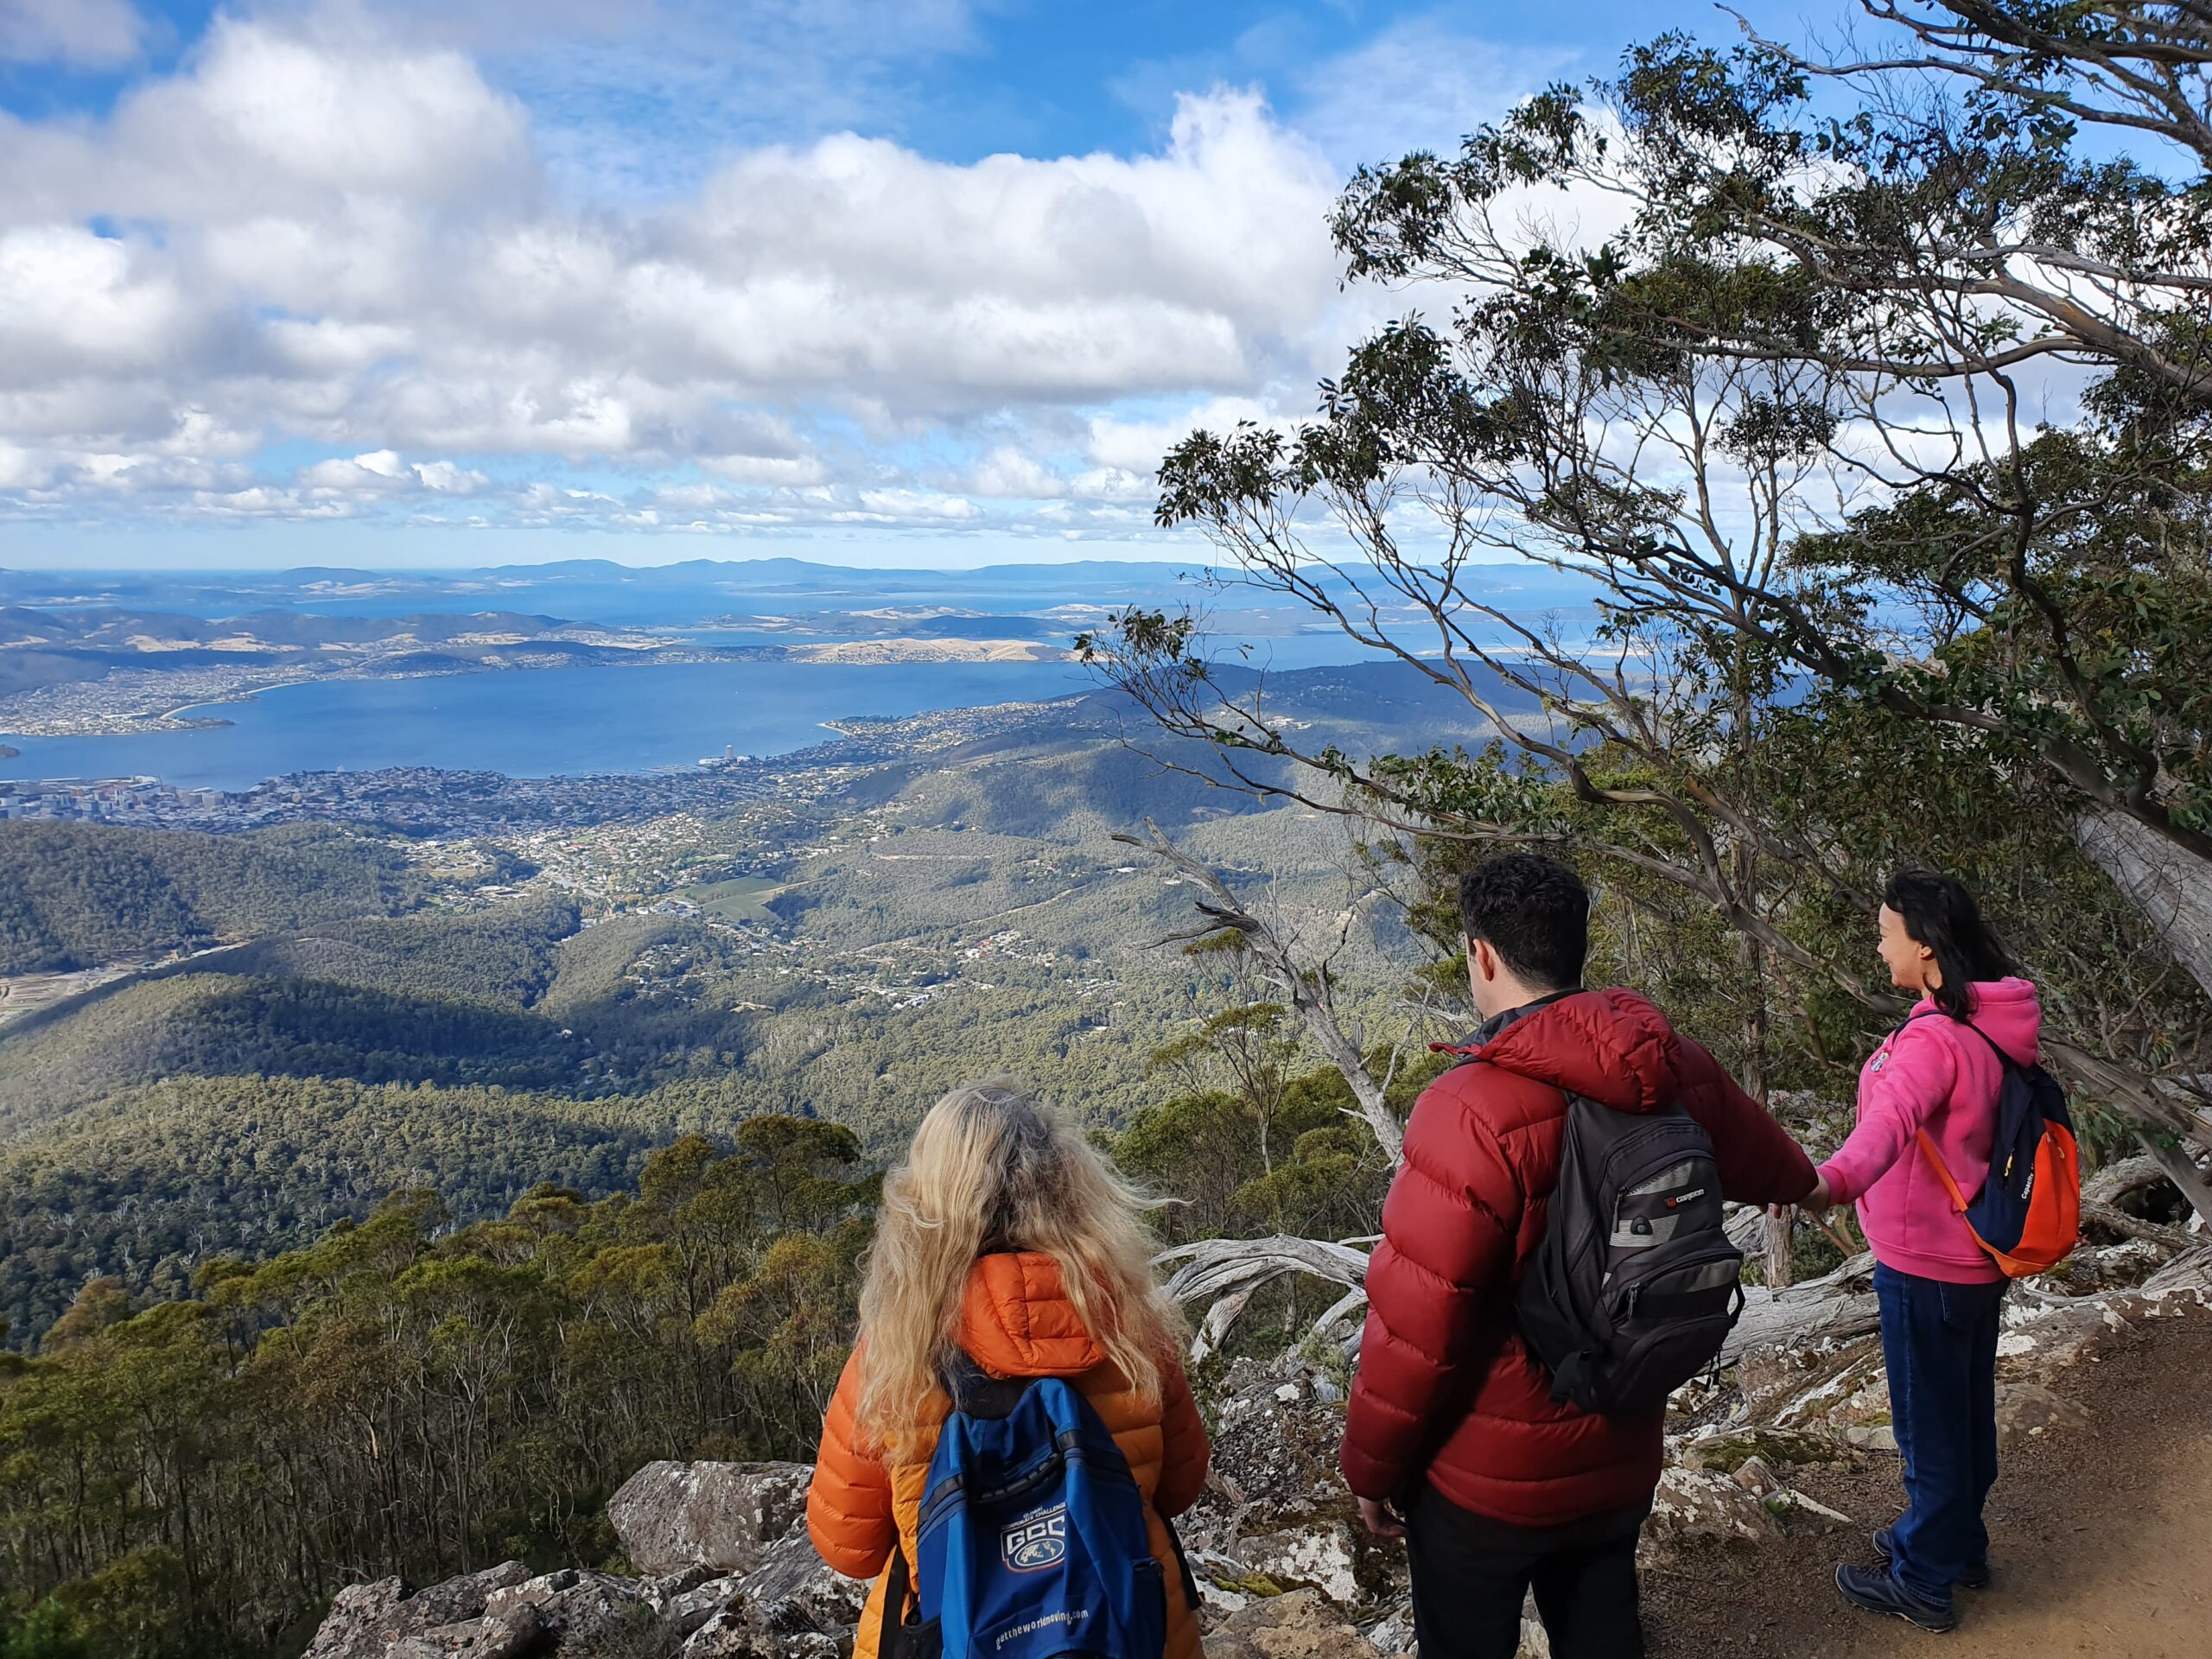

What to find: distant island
left=0, top=745, right=15, bottom=760
left=785, top=638, right=1075, bottom=664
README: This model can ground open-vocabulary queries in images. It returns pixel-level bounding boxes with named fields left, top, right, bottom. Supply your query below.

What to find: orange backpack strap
left=1914, top=1129, right=1972, bottom=1217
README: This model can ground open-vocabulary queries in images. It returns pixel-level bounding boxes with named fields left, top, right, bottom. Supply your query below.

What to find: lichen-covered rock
left=607, top=1460, right=814, bottom=1578
left=1207, top=1587, right=1386, bottom=1659
left=1768, top=1344, right=1891, bottom=1435
left=680, top=1600, right=842, bottom=1658
left=480, top=1569, right=648, bottom=1654
left=303, top=1580, right=407, bottom=1659
left=1675, top=1426, right=1859, bottom=1473
left=736, top=1523, right=869, bottom=1633
left=1174, top=1365, right=1405, bottom=1610
left=662, top=1577, right=744, bottom=1637
left=1231, top=1517, right=1367, bottom=1607
left=304, top=1564, right=536, bottom=1659
left=1642, top=1466, right=1782, bottom=1553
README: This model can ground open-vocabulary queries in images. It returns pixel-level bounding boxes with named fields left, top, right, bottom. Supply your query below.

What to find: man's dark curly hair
left=1458, top=853, right=1589, bottom=991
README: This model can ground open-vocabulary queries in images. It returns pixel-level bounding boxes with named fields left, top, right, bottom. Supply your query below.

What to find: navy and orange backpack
left=1916, top=1018, right=2081, bottom=1278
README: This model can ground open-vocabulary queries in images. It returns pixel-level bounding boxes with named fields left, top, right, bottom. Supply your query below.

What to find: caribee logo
left=1001, top=1505, right=1068, bottom=1572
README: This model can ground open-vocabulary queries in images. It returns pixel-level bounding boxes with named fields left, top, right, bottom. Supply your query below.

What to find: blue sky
left=0, top=0, right=1811, bottom=569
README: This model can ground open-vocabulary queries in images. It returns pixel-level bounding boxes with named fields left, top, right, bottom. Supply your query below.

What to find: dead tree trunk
left=2076, top=810, right=2212, bottom=1004
left=1120, top=820, right=1403, bottom=1164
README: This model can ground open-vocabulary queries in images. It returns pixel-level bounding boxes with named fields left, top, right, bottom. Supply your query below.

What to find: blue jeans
left=1874, top=1262, right=2005, bottom=1607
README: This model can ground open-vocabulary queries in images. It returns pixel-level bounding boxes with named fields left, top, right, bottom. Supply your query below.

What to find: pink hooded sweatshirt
left=1817, top=977, right=2041, bottom=1285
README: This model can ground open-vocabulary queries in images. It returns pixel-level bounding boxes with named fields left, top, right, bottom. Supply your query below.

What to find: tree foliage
left=0, top=1126, right=874, bottom=1658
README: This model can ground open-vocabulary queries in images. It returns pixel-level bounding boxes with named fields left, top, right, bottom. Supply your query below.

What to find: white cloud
left=0, top=0, right=144, bottom=67
left=0, top=10, right=1565, bottom=543
left=301, top=448, right=492, bottom=499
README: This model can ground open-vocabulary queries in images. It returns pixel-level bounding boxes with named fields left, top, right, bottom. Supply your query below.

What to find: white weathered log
left=2133, top=1133, right=2212, bottom=1231
left=1723, top=1204, right=1769, bottom=1250
left=2083, top=1146, right=2212, bottom=1234
left=2077, top=810, right=2212, bottom=1004
left=2080, top=1198, right=2194, bottom=1251
left=2086, top=1154, right=2171, bottom=1205
left=1719, top=1251, right=1881, bottom=1363
left=1155, top=1234, right=1372, bottom=1300
left=1722, top=1287, right=1883, bottom=1363
left=1310, top=1287, right=1370, bottom=1345
left=1190, top=1286, right=1262, bottom=1366
left=1155, top=1234, right=1374, bottom=1360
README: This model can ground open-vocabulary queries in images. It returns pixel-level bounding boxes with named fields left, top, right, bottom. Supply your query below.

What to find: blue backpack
left=880, top=1357, right=1167, bottom=1659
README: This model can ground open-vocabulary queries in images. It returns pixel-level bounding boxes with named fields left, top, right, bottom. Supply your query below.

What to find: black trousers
left=1405, top=1485, right=1648, bottom=1659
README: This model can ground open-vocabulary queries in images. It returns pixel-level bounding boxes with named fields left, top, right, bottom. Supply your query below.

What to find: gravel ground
left=1643, top=1299, right=2212, bottom=1659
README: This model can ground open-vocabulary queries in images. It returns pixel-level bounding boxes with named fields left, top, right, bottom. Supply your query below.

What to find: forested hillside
left=0, top=823, right=426, bottom=974
left=0, top=730, right=1420, bottom=1346
left=0, top=1126, right=876, bottom=1657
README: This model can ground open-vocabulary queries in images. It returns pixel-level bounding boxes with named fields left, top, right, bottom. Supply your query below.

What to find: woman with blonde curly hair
left=807, top=1077, right=1210, bottom=1659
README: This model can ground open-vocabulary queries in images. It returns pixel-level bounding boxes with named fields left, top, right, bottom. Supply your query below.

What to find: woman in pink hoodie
left=1807, top=869, right=2037, bottom=1633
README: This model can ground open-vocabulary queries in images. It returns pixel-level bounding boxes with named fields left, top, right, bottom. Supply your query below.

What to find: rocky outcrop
left=304, top=1250, right=2212, bottom=1659
left=606, top=1460, right=813, bottom=1578
left=1173, top=1364, right=1406, bottom=1615
left=301, top=1541, right=859, bottom=1656
left=305, top=1565, right=537, bottom=1659
left=1207, top=1588, right=1389, bottom=1659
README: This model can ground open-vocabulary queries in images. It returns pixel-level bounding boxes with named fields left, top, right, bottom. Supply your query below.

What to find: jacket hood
left=1920, top=976, right=2041, bottom=1065
left=957, top=1252, right=1108, bottom=1378
left=1456, top=988, right=1686, bottom=1113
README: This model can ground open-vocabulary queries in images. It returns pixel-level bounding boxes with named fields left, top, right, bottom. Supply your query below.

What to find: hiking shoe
left=1874, top=1527, right=1991, bottom=1590
left=1836, top=1563, right=1957, bottom=1633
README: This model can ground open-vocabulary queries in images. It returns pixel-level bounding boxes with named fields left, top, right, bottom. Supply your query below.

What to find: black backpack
left=1515, top=1095, right=1745, bottom=1414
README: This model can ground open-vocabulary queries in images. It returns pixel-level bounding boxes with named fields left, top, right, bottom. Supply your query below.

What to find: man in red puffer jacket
left=1342, top=854, right=1817, bottom=1659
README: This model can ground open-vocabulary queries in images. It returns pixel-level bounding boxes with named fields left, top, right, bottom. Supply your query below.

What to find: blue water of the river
left=0, top=632, right=1394, bottom=790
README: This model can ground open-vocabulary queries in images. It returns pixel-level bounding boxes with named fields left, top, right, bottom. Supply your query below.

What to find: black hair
left=1884, top=868, right=2015, bottom=1020
left=1459, top=853, right=1589, bottom=991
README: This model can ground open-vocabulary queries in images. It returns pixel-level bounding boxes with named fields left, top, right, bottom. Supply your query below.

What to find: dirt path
left=1647, top=1300, right=2212, bottom=1658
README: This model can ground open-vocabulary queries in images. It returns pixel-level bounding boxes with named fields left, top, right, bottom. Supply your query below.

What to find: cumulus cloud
left=0, top=8, right=1548, bottom=541
left=301, top=449, right=491, bottom=498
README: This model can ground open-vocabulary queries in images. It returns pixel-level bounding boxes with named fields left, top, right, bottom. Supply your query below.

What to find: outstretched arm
left=1818, top=1028, right=1958, bottom=1206
left=1677, top=1037, right=1819, bottom=1207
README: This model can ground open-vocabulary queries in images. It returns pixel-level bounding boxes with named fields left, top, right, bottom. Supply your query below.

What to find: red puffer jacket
left=1340, top=989, right=1817, bottom=1526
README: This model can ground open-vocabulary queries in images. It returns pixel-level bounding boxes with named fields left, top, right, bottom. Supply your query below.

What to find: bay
left=0, top=659, right=1099, bottom=791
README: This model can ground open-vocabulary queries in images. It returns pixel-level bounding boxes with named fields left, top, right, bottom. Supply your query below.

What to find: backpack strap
left=1906, top=1013, right=2011, bottom=1219
left=1913, top=1129, right=1973, bottom=1217
left=878, top=1538, right=929, bottom=1659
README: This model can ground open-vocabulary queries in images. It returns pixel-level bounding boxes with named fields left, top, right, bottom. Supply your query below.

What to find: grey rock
left=608, top=1461, right=814, bottom=1579
left=735, top=1524, right=868, bottom=1633
left=303, top=1579, right=407, bottom=1659
left=304, top=1564, right=536, bottom=1659
left=662, top=1578, right=744, bottom=1638
left=1207, top=1588, right=1386, bottom=1659
left=1641, top=1466, right=1781, bottom=1554
left=1175, top=1364, right=1404, bottom=1611
left=396, top=1564, right=537, bottom=1632
left=679, top=1602, right=841, bottom=1659
left=643, top=1565, right=724, bottom=1609
left=1730, top=1455, right=1781, bottom=1496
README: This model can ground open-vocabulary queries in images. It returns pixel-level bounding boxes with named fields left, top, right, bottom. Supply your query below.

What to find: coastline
left=0, top=639, right=1079, bottom=741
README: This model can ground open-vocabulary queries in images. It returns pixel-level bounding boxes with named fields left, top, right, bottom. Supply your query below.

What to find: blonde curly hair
left=855, top=1077, right=1185, bottom=1448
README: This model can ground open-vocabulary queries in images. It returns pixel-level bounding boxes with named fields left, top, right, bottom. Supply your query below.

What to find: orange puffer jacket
left=807, top=1252, right=1210, bottom=1659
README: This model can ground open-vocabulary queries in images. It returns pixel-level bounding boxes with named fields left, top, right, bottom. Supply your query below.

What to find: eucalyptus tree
left=1083, top=1, right=2212, bottom=1211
